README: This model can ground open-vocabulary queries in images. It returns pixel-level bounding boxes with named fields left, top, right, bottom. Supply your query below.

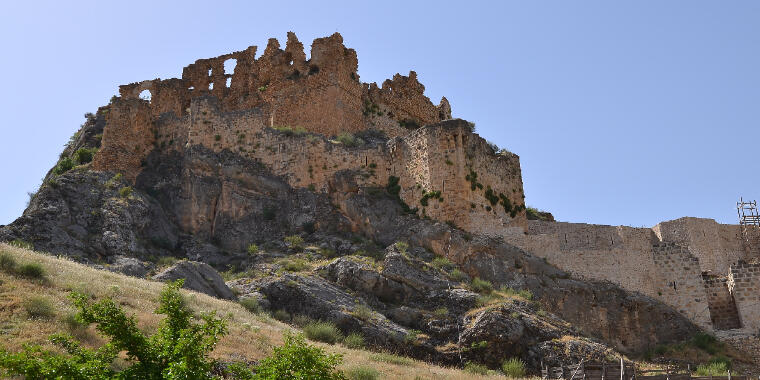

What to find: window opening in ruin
left=226, top=78, right=232, bottom=88
left=209, top=82, right=214, bottom=90
left=288, top=59, right=294, bottom=66
left=139, top=89, right=152, bottom=103
left=223, top=59, right=237, bottom=74
left=188, top=86, right=195, bottom=91
left=208, top=68, right=212, bottom=76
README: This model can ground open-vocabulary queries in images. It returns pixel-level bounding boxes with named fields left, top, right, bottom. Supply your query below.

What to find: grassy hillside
left=0, top=243, right=516, bottom=379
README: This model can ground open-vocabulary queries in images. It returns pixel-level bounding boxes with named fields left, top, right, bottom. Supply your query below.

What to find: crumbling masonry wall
left=504, top=218, right=757, bottom=334
left=91, top=32, right=523, bottom=237
left=94, top=32, right=451, bottom=181
left=728, top=261, right=760, bottom=332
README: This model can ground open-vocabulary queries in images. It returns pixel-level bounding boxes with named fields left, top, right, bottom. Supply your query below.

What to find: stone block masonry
left=729, top=261, right=760, bottom=332
left=92, top=32, right=526, bottom=241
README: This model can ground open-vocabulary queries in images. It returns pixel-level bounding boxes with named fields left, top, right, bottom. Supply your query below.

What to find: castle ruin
left=91, top=32, right=760, bottom=359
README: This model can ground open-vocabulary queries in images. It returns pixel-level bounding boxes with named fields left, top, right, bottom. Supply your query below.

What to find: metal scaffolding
left=737, top=197, right=760, bottom=254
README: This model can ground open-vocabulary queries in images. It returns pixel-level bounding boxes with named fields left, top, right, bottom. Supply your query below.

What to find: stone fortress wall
left=92, top=32, right=526, bottom=246
left=504, top=217, right=760, bottom=336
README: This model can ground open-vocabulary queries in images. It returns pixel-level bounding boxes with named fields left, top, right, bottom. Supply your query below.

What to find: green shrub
left=277, top=258, right=309, bottom=272
left=119, top=186, right=133, bottom=198
left=502, top=357, right=526, bottom=377
left=214, top=134, right=221, bottom=141
left=336, top=132, right=365, bottom=147
left=155, top=256, right=179, bottom=268
left=292, top=314, right=314, bottom=328
left=471, top=277, right=493, bottom=294
left=8, top=239, right=32, bottom=250
left=53, top=157, right=75, bottom=175
left=394, top=241, right=408, bottom=253
left=463, top=362, right=490, bottom=375
left=253, top=332, right=345, bottom=380
left=73, top=148, right=96, bottom=164
left=352, top=305, right=373, bottom=321
left=61, top=311, right=88, bottom=331
left=464, top=362, right=490, bottom=376
left=23, top=296, right=55, bottom=319
left=695, top=362, right=728, bottom=376
left=368, top=352, right=413, bottom=366
left=692, top=332, right=720, bottom=354
left=247, top=244, right=259, bottom=255
left=449, top=269, right=467, bottom=282
left=342, top=332, right=365, bottom=349
left=500, top=286, right=534, bottom=300
left=272, top=309, right=291, bottom=322
left=433, top=307, right=448, bottom=318
left=404, top=329, right=420, bottom=345
left=303, top=320, right=343, bottom=344
left=273, top=126, right=307, bottom=137
left=240, top=298, right=262, bottom=314
left=0, top=252, right=17, bottom=272
left=430, top=257, right=452, bottom=270
left=17, top=262, right=45, bottom=279
left=284, top=235, right=304, bottom=249
left=346, top=365, right=380, bottom=380
left=0, top=280, right=235, bottom=379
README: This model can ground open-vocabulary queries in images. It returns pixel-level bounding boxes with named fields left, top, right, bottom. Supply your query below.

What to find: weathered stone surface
left=107, top=255, right=153, bottom=278
left=153, top=260, right=235, bottom=300
left=254, top=274, right=409, bottom=349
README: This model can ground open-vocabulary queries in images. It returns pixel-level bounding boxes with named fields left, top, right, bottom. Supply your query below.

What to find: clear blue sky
left=1, top=1, right=758, bottom=227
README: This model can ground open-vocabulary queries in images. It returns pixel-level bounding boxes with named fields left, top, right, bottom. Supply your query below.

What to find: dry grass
left=0, top=243, right=513, bottom=379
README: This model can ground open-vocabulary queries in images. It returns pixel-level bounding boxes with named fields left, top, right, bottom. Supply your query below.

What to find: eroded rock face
left=153, top=260, right=235, bottom=300
left=254, top=274, right=409, bottom=349
left=332, top=189, right=702, bottom=353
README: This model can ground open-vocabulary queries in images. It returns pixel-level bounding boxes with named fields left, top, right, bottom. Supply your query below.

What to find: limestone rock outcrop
left=153, top=260, right=235, bottom=300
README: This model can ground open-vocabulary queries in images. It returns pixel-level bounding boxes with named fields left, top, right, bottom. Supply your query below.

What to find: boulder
left=153, top=261, right=235, bottom=300
left=107, top=255, right=153, bottom=278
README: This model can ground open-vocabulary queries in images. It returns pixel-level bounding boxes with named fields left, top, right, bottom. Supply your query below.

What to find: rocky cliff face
left=0, top=33, right=709, bottom=373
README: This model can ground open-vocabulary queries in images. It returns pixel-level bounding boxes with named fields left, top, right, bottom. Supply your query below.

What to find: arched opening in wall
left=226, top=77, right=232, bottom=88
left=209, top=82, right=214, bottom=90
left=139, top=89, right=152, bottom=103
left=223, top=59, right=237, bottom=74
left=208, top=68, right=212, bottom=76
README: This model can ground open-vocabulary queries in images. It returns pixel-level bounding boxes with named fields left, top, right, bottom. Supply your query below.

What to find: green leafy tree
left=0, top=280, right=238, bottom=379
left=253, top=333, right=346, bottom=380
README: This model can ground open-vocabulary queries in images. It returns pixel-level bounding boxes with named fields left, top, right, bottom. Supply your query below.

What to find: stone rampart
left=504, top=217, right=759, bottom=334
left=729, top=261, right=760, bottom=332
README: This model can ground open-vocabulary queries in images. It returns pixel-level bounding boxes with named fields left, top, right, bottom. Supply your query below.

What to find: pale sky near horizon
left=1, top=1, right=758, bottom=227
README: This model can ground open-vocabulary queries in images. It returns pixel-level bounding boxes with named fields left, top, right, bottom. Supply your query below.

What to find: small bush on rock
left=284, top=235, right=304, bottom=249
left=304, top=320, right=343, bottom=344
left=303, top=321, right=343, bottom=344
left=450, top=269, right=468, bottom=282
left=240, top=298, right=262, bottom=314
left=273, top=309, right=291, bottom=322
left=253, top=332, right=346, bottom=379
left=352, top=305, right=373, bottom=321
left=464, top=362, right=490, bottom=375
left=247, top=243, right=259, bottom=255
left=119, top=186, right=133, bottom=198
left=342, top=332, right=365, bottom=349
left=73, top=148, right=96, bottom=164
left=53, top=157, right=74, bottom=175
left=471, top=277, right=493, bottom=294
left=502, top=357, right=526, bottom=377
